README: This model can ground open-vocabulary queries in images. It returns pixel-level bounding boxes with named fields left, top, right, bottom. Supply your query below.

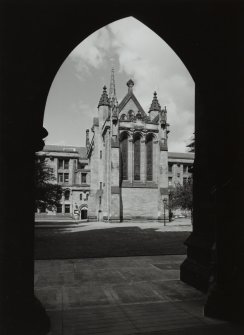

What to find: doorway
left=80, top=208, right=88, bottom=220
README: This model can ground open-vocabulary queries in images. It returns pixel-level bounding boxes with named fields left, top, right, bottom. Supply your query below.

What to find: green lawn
left=35, top=227, right=190, bottom=259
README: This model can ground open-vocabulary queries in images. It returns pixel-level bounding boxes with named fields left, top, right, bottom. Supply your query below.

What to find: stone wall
left=87, top=129, right=100, bottom=220
left=121, top=187, right=158, bottom=220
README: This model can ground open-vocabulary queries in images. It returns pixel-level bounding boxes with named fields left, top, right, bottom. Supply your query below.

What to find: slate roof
left=168, top=152, right=195, bottom=160
left=41, top=145, right=87, bottom=158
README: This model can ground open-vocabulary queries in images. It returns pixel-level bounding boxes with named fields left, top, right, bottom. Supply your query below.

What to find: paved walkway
left=34, top=255, right=243, bottom=335
left=35, top=219, right=192, bottom=232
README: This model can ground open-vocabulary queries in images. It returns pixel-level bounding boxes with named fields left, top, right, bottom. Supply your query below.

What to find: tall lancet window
left=120, top=133, right=128, bottom=180
left=146, top=135, right=153, bottom=181
left=134, top=134, right=141, bottom=180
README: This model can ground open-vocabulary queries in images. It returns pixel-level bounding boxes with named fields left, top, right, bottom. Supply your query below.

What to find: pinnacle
left=98, top=85, right=110, bottom=108
left=127, top=79, right=134, bottom=88
left=149, top=91, right=161, bottom=112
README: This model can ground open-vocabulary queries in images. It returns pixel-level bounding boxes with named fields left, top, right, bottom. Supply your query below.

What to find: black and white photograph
left=0, top=1, right=243, bottom=334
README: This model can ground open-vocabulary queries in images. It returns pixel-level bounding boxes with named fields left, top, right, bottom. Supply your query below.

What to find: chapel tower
left=87, top=69, right=170, bottom=222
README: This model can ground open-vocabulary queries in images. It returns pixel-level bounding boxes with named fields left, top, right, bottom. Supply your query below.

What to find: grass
left=35, top=227, right=190, bottom=259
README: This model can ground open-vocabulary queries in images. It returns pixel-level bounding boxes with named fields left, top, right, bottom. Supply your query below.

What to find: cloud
left=45, top=16, right=194, bottom=152
left=107, top=17, right=195, bottom=151
left=69, top=27, right=112, bottom=76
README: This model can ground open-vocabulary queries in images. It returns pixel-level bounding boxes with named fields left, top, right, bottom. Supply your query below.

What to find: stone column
left=180, top=87, right=216, bottom=292
left=153, top=139, right=158, bottom=183
left=62, top=194, right=65, bottom=214
left=128, top=137, right=133, bottom=183
left=103, top=132, right=109, bottom=221
left=87, top=128, right=99, bottom=221
left=158, top=149, right=169, bottom=220
left=157, top=132, right=169, bottom=221
left=1, top=125, right=50, bottom=334
left=140, top=136, right=146, bottom=183
left=70, top=190, right=73, bottom=217
left=110, top=136, right=121, bottom=222
left=69, top=159, right=74, bottom=184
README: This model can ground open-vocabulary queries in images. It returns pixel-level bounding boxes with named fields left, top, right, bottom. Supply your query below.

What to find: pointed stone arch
left=4, top=4, right=243, bottom=331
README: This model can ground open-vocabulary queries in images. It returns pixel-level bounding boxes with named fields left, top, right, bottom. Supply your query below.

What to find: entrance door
left=81, top=209, right=87, bottom=220
left=98, top=211, right=103, bottom=221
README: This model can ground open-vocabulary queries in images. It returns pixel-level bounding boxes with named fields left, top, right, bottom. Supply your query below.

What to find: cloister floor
left=34, top=255, right=243, bottom=335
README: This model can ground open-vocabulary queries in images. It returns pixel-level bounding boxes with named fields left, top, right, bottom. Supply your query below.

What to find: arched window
left=128, top=110, right=134, bottom=120
left=146, top=135, right=153, bottom=181
left=64, top=189, right=70, bottom=200
left=136, top=112, right=142, bottom=120
left=134, top=134, right=141, bottom=180
left=120, top=133, right=128, bottom=180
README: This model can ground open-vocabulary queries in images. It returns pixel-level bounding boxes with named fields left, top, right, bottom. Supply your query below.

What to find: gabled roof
left=40, top=145, right=87, bottom=159
left=119, top=92, right=147, bottom=118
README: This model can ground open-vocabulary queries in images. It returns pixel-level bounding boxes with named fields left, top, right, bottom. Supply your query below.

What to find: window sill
left=122, top=181, right=157, bottom=188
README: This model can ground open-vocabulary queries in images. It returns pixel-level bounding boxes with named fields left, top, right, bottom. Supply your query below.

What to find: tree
left=35, top=159, right=63, bottom=211
left=169, top=178, right=193, bottom=219
left=187, top=133, right=195, bottom=153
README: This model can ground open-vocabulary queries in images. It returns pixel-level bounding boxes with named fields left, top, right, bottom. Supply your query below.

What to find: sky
left=44, top=16, right=194, bottom=152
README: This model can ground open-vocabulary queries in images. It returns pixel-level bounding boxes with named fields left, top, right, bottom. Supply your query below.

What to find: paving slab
left=74, top=268, right=127, bottom=284
left=151, top=280, right=206, bottom=302
left=135, top=323, right=244, bottom=335
left=34, top=255, right=242, bottom=335
left=62, top=285, right=111, bottom=309
left=117, top=267, right=180, bottom=282
left=36, top=271, right=76, bottom=288
left=120, top=302, right=207, bottom=332
left=62, top=306, right=136, bottom=335
left=111, top=282, right=166, bottom=304
left=35, top=259, right=75, bottom=273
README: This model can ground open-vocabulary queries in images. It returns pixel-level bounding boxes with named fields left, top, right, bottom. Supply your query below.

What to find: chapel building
left=87, top=70, right=175, bottom=222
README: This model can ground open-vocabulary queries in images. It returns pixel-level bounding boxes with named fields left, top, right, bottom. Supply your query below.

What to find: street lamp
left=163, top=198, right=167, bottom=226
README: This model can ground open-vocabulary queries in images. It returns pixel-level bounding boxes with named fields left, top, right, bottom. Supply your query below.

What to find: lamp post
left=163, top=198, right=167, bottom=226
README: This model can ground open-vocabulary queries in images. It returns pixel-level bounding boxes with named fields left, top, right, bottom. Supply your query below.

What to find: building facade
left=36, top=145, right=90, bottom=219
left=36, top=71, right=194, bottom=221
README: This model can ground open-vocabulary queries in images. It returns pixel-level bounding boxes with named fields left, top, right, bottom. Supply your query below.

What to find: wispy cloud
left=70, top=27, right=112, bottom=76
left=45, top=17, right=194, bottom=152
left=108, top=17, right=194, bottom=150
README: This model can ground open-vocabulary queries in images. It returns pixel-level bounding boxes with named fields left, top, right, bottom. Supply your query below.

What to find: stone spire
left=149, top=92, right=161, bottom=112
left=98, top=85, right=110, bottom=107
left=109, top=68, right=118, bottom=107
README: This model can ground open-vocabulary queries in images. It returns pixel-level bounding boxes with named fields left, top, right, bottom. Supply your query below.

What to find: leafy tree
left=187, top=133, right=195, bottom=153
left=35, top=158, right=62, bottom=211
left=169, top=178, right=193, bottom=219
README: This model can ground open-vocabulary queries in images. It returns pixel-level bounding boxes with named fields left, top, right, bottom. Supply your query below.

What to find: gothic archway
left=2, top=4, right=242, bottom=334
